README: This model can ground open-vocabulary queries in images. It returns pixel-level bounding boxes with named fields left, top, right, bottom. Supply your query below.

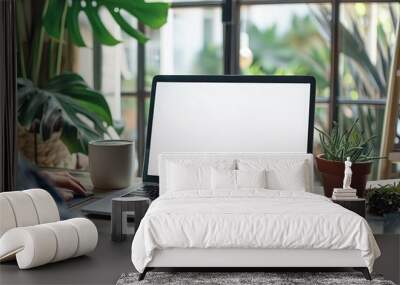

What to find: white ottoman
left=0, top=189, right=98, bottom=269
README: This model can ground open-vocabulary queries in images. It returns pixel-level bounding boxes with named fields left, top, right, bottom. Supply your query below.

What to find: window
left=241, top=4, right=331, bottom=99
left=145, top=7, right=223, bottom=90
left=97, top=0, right=400, bottom=176
left=339, top=3, right=399, bottom=101
left=121, top=96, right=138, bottom=141
left=338, top=3, right=399, bottom=174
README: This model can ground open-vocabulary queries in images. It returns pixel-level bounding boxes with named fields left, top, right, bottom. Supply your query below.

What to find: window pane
left=120, top=96, right=138, bottom=141
left=121, top=18, right=138, bottom=93
left=241, top=4, right=331, bottom=98
left=171, top=0, right=222, bottom=2
left=339, top=3, right=400, bottom=100
left=99, top=8, right=125, bottom=121
left=315, top=103, right=329, bottom=131
left=338, top=104, right=385, bottom=177
left=396, top=117, right=400, bottom=146
left=139, top=97, right=151, bottom=148
left=145, top=7, right=223, bottom=90
left=314, top=103, right=329, bottom=154
left=145, top=96, right=151, bottom=126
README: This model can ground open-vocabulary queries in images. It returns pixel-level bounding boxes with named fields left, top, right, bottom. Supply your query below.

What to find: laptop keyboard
left=123, top=184, right=159, bottom=200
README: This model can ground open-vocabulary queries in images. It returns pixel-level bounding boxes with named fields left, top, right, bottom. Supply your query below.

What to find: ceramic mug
left=89, top=140, right=134, bottom=189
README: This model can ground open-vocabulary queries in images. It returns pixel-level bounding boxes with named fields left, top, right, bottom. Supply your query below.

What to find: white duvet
left=131, top=190, right=380, bottom=273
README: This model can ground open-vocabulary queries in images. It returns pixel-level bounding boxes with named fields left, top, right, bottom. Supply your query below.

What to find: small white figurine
left=343, top=157, right=353, bottom=190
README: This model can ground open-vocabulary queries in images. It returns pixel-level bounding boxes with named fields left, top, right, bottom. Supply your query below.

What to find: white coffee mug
left=89, top=140, right=134, bottom=189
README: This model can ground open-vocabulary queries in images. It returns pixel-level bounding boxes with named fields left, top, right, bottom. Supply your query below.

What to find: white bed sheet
left=131, top=190, right=380, bottom=273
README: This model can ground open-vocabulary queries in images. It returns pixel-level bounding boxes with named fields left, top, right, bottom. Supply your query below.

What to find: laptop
left=81, top=75, right=316, bottom=216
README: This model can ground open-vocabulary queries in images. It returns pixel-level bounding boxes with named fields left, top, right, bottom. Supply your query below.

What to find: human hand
left=41, top=171, right=88, bottom=201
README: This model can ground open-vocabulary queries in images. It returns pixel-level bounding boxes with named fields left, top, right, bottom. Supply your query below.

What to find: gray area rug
left=116, top=272, right=395, bottom=285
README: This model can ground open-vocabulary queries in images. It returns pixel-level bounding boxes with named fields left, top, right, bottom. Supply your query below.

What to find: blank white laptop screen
left=145, top=76, right=315, bottom=178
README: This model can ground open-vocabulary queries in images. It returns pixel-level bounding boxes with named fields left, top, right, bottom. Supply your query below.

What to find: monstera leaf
left=18, top=73, right=114, bottom=154
left=43, top=0, right=169, bottom=46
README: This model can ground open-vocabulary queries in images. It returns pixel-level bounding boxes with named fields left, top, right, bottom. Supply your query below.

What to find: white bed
left=131, top=153, right=380, bottom=280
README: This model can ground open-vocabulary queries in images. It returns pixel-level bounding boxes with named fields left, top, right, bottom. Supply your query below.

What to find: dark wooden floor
left=0, top=218, right=134, bottom=285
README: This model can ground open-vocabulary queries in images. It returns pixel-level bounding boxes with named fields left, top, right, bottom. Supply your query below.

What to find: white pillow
left=237, top=159, right=308, bottom=191
left=166, top=162, right=211, bottom=191
left=211, top=169, right=267, bottom=190
left=237, top=169, right=267, bottom=189
left=211, top=168, right=236, bottom=190
left=266, top=166, right=306, bottom=191
left=164, top=159, right=235, bottom=193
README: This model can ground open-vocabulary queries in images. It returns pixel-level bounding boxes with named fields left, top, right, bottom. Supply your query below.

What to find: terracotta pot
left=315, top=154, right=372, bottom=198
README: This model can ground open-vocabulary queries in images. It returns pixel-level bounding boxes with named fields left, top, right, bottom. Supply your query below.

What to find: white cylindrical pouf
left=0, top=188, right=98, bottom=270
left=0, top=196, right=17, bottom=237
left=23, top=189, right=60, bottom=224
left=1, top=192, right=39, bottom=227
left=43, top=221, right=79, bottom=262
left=67, top=218, right=98, bottom=257
left=0, top=219, right=98, bottom=269
left=0, top=226, right=57, bottom=269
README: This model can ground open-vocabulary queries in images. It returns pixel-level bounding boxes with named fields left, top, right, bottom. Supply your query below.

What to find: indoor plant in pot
left=367, top=182, right=400, bottom=216
left=315, top=119, right=380, bottom=198
left=367, top=183, right=400, bottom=232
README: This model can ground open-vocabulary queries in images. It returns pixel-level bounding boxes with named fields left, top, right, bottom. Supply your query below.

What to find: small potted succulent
left=315, top=119, right=380, bottom=198
left=367, top=182, right=400, bottom=216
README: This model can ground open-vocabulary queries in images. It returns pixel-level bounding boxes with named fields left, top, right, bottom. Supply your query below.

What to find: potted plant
left=315, top=119, right=380, bottom=198
left=367, top=182, right=400, bottom=216
left=367, top=183, right=400, bottom=231
left=16, top=0, right=169, bottom=168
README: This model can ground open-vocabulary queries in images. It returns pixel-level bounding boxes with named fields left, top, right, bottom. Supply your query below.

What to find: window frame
left=0, top=0, right=17, bottom=191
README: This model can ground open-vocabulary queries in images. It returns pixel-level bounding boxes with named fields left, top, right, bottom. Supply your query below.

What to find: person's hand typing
left=41, top=171, right=88, bottom=201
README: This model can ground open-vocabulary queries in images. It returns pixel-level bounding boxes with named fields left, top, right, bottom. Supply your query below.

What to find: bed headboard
left=158, top=153, right=314, bottom=195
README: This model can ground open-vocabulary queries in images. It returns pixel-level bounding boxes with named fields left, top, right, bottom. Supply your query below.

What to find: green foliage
left=194, top=44, right=223, bottom=74
left=313, top=4, right=398, bottom=151
left=367, top=183, right=400, bottom=215
left=43, top=0, right=169, bottom=45
left=18, top=73, right=114, bottom=154
left=16, top=0, right=169, bottom=159
left=315, top=118, right=380, bottom=162
left=242, top=14, right=331, bottom=99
